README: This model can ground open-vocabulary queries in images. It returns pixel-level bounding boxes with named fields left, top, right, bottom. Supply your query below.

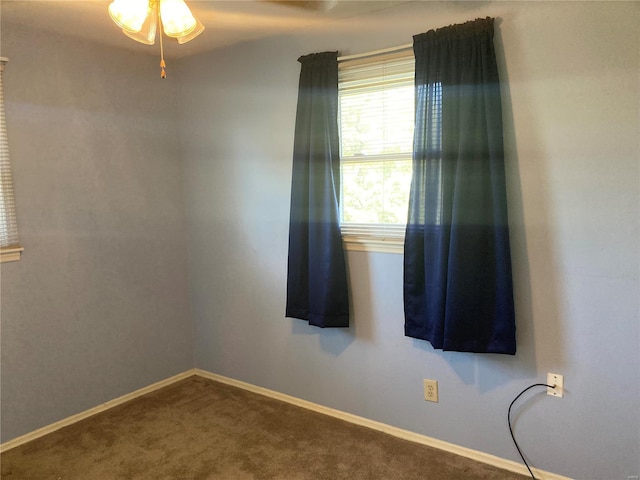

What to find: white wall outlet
left=547, top=372, right=564, bottom=397
left=423, top=379, right=438, bottom=403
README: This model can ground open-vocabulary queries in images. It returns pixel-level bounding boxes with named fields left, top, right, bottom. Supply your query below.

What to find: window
left=338, top=49, right=415, bottom=253
left=0, top=58, right=22, bottom=263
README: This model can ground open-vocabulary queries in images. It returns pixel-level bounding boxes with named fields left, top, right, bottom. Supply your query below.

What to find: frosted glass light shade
left=108, top=0, right=151, bottom=33
left=160, top=0, right=197, bottom=38
left=124, top=6, right=158, bottom=45
left=176, top=17, right=204, bottom=44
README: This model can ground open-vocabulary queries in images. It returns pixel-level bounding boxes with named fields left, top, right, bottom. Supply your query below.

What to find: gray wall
left=0, top=24, right=193, bottom=441
left=177, top=2, right=639, bottom=479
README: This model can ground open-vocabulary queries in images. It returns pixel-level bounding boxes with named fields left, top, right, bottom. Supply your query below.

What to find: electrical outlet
left=423, top=379, right=438, bottom=403
left=547, top=372, right=564, bottom=398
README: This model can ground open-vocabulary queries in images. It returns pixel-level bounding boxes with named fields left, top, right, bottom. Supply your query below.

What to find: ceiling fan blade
left=266, top=0, right=339, bottom=12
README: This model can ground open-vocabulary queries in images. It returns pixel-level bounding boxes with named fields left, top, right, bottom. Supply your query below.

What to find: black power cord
left=508, top=383, right=557, bottom=480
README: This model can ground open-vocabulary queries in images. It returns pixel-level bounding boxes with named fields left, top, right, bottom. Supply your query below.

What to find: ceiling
left=1, top=0, right=416, bottom=59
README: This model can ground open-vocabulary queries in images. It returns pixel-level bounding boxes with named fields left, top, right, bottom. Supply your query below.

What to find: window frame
left=0, top=57, right=23, bottom=263
left=337, top=48, right=415, bottom=255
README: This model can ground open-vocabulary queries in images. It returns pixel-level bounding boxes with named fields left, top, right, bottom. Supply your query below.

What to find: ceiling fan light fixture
left=108, top=0, right=204, bottom=77
left=108, top=0, right=151, bottom=33
left=159, top=0, right=197, bottom=38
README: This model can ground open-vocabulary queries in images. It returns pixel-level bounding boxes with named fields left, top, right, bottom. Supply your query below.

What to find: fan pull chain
left=158, top=6, right=166, bottom=78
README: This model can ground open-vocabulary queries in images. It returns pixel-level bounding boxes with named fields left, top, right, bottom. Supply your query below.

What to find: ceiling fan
left=107, top=0, right=340, bottom=78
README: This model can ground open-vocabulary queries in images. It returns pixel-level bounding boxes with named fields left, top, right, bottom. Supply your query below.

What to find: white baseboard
left=0, top=369, right=196, bottom=453
left=194, top=369, right=573, bottom=480
left=1, top=368, right=572, bottom=480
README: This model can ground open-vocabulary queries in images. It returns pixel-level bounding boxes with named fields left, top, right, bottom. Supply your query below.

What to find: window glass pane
left=341, top=158, right=412, bottom=225
left=340, top=84, right=414, bottom=158
left=338, top=50, right=415, bottom=229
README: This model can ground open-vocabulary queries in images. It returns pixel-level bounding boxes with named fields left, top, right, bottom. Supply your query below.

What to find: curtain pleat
left=404, top=18, right=516, bottom=354
left=286, top=51, right=350, bottom=328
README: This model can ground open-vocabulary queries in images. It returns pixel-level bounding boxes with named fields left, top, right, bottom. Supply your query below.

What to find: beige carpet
left=1, top=375, right=528, bottom=479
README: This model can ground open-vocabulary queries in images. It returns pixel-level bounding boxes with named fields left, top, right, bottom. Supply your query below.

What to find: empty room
left=0, top=1, right=638, bottom=479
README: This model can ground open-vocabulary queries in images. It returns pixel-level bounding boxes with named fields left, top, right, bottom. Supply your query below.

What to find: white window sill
left=343, top=235, right=404, bottom=254
left=1, top=246, right=24, bottom=263
left=341, top=223, right=405, bottom=254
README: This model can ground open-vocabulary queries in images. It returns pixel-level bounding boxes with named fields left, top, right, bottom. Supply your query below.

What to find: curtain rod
left=338, top=43, right=412, bottom=62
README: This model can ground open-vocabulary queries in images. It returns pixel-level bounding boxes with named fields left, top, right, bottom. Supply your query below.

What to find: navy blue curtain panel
left=404, top=18, right=516, bottom=354
left=286, top=51, right=350, bottom=328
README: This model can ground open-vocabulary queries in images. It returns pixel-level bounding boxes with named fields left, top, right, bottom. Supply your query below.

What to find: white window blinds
left=339, top=50, right=415, bottom=160
left=0, top=58, right=22, bottom=262
left=338, top=49, right=415, bottom=252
